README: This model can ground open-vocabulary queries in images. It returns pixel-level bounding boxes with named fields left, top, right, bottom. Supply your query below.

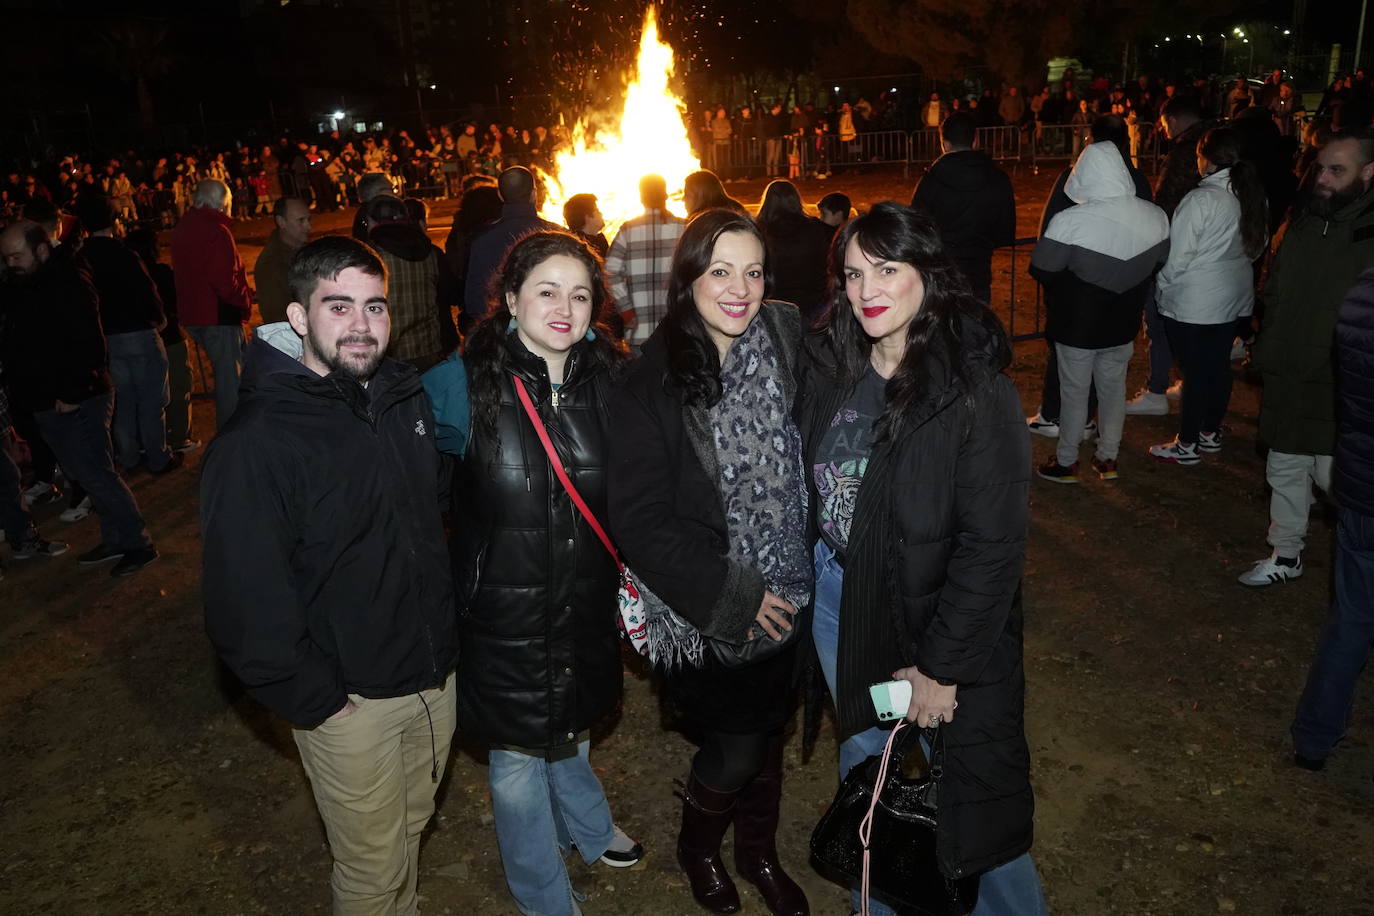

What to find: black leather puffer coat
left=450, top=336, right=622, bottom=751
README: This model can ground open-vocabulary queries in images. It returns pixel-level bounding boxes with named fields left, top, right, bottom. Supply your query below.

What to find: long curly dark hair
left=821, top=201, right=1009, bottom=444
left=660, top=208, right=772, bottom=407
left=464, top=230, right=628, bottom=446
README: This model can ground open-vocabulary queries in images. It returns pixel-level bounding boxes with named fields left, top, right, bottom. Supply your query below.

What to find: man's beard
left=306, top=330, right=385, bottom=381
left=1311, top=177, right=1371, bottom=219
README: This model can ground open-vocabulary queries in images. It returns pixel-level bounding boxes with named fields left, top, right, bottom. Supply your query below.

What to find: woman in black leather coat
left=423, top=230, right=639, bottom=916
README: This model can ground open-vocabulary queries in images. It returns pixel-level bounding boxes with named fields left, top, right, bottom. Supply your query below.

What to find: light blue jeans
left=812, top=540, right=1050, bottom=916
left=489, top=739, right=615, bottom=916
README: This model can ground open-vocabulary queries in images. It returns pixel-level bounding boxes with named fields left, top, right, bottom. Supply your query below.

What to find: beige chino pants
left=294, top=672, right=457, bottom=916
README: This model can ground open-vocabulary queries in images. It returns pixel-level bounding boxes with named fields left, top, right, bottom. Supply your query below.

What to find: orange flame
left=539, top=5, right=700, bottom=234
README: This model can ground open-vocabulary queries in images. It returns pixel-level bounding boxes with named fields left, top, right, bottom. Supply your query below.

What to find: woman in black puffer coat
left=796, top=201, right=1048, bottom=916
left=424, top=230, right=640, bottom=916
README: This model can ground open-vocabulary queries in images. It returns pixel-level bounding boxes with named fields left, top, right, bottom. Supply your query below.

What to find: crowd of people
left=2, top=61, right=1374, bottom=916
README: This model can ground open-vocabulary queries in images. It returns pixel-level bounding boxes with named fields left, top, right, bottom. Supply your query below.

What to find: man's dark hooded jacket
left=910, top=149, right=1015, bottom=302
left=201, top=331, right=458, bottom=728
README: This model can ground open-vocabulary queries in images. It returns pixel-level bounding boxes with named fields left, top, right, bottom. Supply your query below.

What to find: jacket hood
left=1065, top=142, right=1136, bottom=204
left=368, top=222, right=433, bottom=261
left=928, top=149, right=1003, bottom=193
left=242, top=323, right=312, bottom=390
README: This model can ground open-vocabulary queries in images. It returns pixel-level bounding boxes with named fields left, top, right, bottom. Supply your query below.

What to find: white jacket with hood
left=1155, top=167, right=1258, bottom=324
left=1030, top=142, right=1170, bottom=349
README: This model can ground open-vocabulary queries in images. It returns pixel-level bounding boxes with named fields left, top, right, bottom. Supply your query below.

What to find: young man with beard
left=201, top=236, right=458, bottom=914
left=1242, top=128, right=1374, bottom=586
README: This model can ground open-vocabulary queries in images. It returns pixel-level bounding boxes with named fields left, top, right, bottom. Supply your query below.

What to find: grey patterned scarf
left=639, top=316, right=812, bottom=668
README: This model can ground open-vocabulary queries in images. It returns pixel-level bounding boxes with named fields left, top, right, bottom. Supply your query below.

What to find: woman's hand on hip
left=753, top=590, right=797, bottom=641
left=894, top=666, right=958, bottom=727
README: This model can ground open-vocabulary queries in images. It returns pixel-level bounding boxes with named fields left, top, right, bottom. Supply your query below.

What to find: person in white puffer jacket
left=1150, top=127, right=1268, bottom=466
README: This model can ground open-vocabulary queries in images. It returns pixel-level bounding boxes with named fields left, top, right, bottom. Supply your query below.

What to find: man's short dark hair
left=1161, top=95, right=1202, bottom=122
left=75, top=194, right=116, bottom=233
left=363, top=195, right=411, bottom=227
left=272, top=196, right=303, bottom=219
left=21, top=197, right=59, bottom=229
left=940, top=112, right=977, bottom=151
left=563, top=193, right=598, bottom=232
left=639, top=174, right=667, bottom=209
left=287, top=236, right=388, bottom=307
left=497, top=167, right=535, bottom=204
left=818, top=192, right=851, bottom=217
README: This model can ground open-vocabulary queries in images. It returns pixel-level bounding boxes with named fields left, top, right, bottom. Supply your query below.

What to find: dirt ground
left=4, top=165, right=1374, bottom=916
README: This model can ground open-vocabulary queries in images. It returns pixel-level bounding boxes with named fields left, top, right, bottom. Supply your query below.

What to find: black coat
left=201, top=337, right=458, bottom=728
left=450, top=337, right=623, bottom=750
left=607, top=302, right=805, bottom=733
left=796, top=318, right=1034, bottom=880
left=760, top=214, right=834, bottom=325
left=0, top=253, right=111, bottom=412
left=1336, top=268, right=1374, bottom=517
left=910, top=150, right=1015, bottom=303
left=78, top=236, right=166, bottom=335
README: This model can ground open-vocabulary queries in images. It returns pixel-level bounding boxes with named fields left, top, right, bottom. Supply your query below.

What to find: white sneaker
left=1026, top=412, right=1060, bottom=439
left=1149, top=437, right=1201, bottom=466
left=21, top=481, right=62, bottom=508
left=1166, top=380, right=1183, bottom=401
left=1082, top=419, right=1098, bottom=441
left=1197, top=430, right=1224, bottom=453
left=1238, top=553, right=1303, bottom=587
left=60, top=496, right=93, bottom=523
left=1124, top=389, right=1170, bottom=416
left=597, top=825, right=643, bottom=867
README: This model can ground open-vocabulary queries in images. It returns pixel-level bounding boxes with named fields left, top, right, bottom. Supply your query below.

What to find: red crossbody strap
left=512, top=376, right=622, bottom=567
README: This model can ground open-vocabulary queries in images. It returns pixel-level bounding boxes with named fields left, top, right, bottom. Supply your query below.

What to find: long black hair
left=756, top=179, right=806, bottom=226
left=661, top=208, right=771, bottom=407
left=822, top=201, right=1009, bottom=445
left=1197, top=127, right=1269, bottom=259
left=464, top=230, right=628, bottom=445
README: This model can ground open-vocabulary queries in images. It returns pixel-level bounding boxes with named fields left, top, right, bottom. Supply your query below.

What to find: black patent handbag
left=810, top=721, right=980, bottom=916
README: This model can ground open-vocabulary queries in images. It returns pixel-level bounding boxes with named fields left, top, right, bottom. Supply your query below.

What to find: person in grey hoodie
left=1030, top=141, right=1169, bottom=483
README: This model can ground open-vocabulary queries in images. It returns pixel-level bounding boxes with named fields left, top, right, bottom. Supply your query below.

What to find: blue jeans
left=1291, top=508, right=1374, bottom=761
left=1143, top=290, right=1174, bottom=394
left=35, top=391, right=151, bottom=551
left=186, top=324, right=245, bottom=432
left=489, top=740, right=615, bottom=916
left=107, top=329, right=173, bottom=470
left=812, top=541, right=1050, bottom=916
left=0, top=429, right=37, bottom=547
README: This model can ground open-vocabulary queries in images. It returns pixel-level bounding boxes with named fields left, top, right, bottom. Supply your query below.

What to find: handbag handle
left=858, top=721, right=942, bottom=916
left=511, top=375, right=622, bottom=570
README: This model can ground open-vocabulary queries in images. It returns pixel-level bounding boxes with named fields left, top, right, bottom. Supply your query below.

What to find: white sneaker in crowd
left=21, top=481, right=62, bottom=508
left=1124, top=389, right=1170, bottom=416
left=60, top=496, right=93, bottom=523
left=1238, top=553, right=1303, bottom=587
left=1149, top=437, right=1201, bottom=466
left=1026, top=412, right=1060, bottom=439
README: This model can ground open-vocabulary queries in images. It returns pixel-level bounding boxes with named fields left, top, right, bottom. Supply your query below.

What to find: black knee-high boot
left=732, top=740, right=809, bottom=915
left=677, top=769, right=743, bottom=914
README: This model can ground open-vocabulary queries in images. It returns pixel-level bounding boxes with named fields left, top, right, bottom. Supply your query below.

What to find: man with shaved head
left=461, top=166, right=559, bottom=320
left=0, top=221, right=158, bottom=576
left=1242, top=127, right=1374, bottom=587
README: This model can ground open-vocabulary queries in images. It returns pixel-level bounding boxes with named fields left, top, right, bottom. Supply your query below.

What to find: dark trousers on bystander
left=1292, top=508, right=1374, bottom=762
left=1163, top=317, right=1234, bottom=444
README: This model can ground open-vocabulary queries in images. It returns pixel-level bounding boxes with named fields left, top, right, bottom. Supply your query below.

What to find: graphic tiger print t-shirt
left=814, top=367, right=886, bottom=553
